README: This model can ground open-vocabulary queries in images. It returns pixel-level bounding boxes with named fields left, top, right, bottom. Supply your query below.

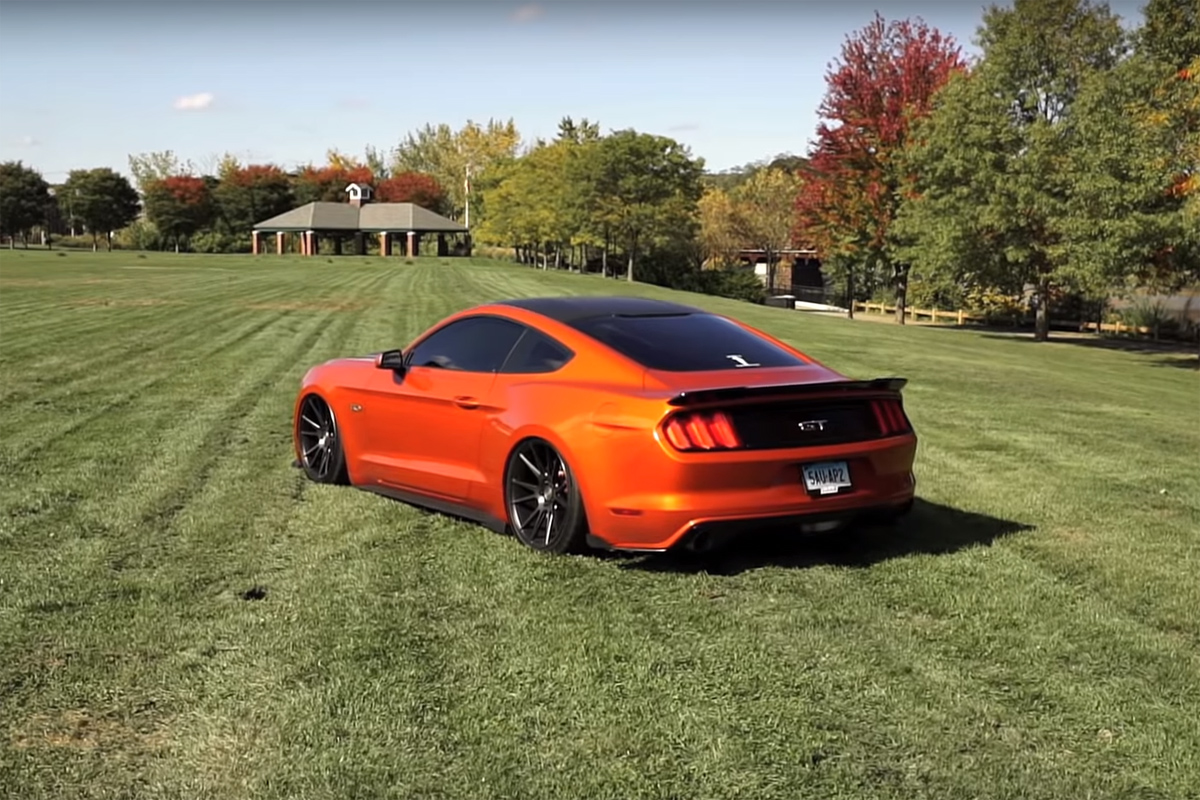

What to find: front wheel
left=296, top=394, right=348, bottom=484
left=504, top=438, right=587, bottom=554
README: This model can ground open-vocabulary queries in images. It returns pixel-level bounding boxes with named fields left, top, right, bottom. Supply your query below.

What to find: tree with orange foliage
left=375, top=172, right=447, bottom=213
left=292, top=165, right=375, bottom=204
left=795, top=12, right=965, bottom=321
left=213, top=164, right=294, bottom=234
left=143, top=175, right=214, bottom=252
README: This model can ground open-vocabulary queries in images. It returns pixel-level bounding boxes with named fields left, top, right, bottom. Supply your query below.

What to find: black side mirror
left=375, top=349, right=407, bottom=372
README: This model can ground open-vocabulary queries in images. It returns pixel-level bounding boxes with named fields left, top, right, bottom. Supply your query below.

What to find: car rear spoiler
left=666, top=377, right=908, bottom=407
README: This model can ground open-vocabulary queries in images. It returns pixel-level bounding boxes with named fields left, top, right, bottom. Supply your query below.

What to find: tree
left=390, top=118, right=521, bottom=221
left=375, top=171, right=448, bottom=212
left=213, top=164, right=295, bottom=236
left=364, top=145, right=390, bottom=180
left=143, top=176, right=214, bottom=252
left=127, top=150, right=194, bottom=193
left=703, top=153, right=810, bottom=193
left=0, top=161, right=51, bottom=248
left=796, top=12, right=966, bottom=322
left=291, top=165, right=375, bottom=204
left=697, top=187, right=743, bottom=268
left=1138, top=0, right=1200, bottom=72
left=59, top=168, right=140, bottom=251
left=577, top=129, right=705, bottom=282
left=894, top=0, right=1125, bottom=340
left=475, top=140, right=580, bottom=269
left=555, top=116, right=601, bottom=144
left=732, top=168, right=803, bottom=292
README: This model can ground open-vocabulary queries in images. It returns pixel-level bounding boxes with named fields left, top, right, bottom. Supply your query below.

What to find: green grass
left=1, top=250, right=1198, bottom=800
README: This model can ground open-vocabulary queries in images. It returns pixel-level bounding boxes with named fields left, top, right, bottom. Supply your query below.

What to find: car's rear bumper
left=667, top=498, right=913, bottom=553
left=581, top=434, right=917, bottom=552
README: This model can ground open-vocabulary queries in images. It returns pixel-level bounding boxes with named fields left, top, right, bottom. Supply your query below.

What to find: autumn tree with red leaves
left=795, top=13, right=965, bottom=321
left=143, top=175, right=215, bottom=252
left=291, top=165, right=376, bottom=204
left=375, top=171, right=448, bottom=213
left=213, top=164, right=295, bottom=235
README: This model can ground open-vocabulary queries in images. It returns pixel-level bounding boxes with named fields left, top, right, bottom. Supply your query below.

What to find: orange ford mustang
left=292, top=296, right=917, bottom=554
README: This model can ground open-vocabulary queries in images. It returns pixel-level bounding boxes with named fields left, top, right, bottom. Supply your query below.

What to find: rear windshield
left=571, top=313, right=806, bottom=371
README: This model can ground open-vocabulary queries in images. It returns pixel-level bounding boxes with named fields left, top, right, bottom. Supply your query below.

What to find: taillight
left=871, top=398, right=911, bottom=437
left=663, top=410, right=742, bottom=451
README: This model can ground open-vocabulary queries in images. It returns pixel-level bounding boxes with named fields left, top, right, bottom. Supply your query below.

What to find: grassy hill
left=2, top=251, right=1197, bottom=799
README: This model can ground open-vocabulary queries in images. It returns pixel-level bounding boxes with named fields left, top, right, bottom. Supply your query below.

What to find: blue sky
left=0, top=0, right=1146, bottom=183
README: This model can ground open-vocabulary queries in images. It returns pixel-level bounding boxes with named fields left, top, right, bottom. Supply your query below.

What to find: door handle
left=453, top=396, right=481, bottom=410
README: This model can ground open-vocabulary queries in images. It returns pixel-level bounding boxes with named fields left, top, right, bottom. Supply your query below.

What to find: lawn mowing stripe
left=0, top=309, right=294, bottom=472
left=0, top=260, right=396, bottom=453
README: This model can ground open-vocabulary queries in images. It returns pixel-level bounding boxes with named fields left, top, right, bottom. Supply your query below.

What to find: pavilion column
left=276, top=232, right=285, bottom=255
left=407, top=231, right=417, bottom=257
left=251, top=230, right=262, bottom=255
left=379, top=232, right=391, bottom=256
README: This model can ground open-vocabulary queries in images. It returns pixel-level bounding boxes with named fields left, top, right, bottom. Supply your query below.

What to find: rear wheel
left=505, top=438, right=587, bottom=554
left=296, top=394, right=348, bottom=484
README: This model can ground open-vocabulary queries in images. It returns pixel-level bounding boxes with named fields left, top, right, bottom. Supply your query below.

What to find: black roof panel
left=498, top=296, right=703, bottom=324
left=497, top=296, right=806, bottom=372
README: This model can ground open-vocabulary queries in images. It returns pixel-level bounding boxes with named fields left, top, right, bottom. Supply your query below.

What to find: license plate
left=802, top=461, right=852, bottom=495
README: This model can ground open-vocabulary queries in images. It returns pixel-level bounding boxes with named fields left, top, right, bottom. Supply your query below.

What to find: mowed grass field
left=1, top=250, right=1198, bottom=800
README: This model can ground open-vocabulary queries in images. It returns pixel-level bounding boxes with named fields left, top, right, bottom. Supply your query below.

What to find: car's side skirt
left=359, top=484, right=509, bottom=535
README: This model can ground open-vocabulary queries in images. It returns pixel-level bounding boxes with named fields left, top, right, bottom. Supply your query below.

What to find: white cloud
left=173, top=92, right=215, bottom=111
left=14, top=135, right=40, bottom=146
left=668, top=123, right=700, bottom=133
left=511, top=3, right=543, bottom=22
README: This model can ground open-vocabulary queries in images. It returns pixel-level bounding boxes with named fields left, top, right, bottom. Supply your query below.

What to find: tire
left=295, top=393, right=349, bottom=484
left=504, top=438, right=588, bottom=554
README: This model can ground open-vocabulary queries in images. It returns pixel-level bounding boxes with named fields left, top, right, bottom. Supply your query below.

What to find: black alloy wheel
left=296, top=394, right=348, bottom=484
left=505, top=438, right=587, bottom=553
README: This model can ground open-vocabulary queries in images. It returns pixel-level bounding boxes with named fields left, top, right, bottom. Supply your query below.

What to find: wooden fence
left=852, top=301, right=1155, bottom=336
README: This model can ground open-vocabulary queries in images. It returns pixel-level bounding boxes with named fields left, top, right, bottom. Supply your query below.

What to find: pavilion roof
left=253, top=202, right=467, bottom=233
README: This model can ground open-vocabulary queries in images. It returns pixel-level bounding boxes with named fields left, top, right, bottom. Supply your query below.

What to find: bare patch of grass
left=11, top=708, right=171, bottom=753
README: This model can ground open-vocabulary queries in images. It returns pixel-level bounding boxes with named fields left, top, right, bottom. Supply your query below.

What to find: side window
left=406, top=316, right=525, bottom=373
left=500, top=328, right=575, bottom=374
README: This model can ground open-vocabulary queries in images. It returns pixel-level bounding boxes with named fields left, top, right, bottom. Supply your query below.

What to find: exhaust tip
left=799, top=520, right=842, bottom=534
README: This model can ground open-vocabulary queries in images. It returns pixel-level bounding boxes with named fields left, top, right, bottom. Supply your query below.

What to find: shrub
left=963, top=287, right=1026, bottom=325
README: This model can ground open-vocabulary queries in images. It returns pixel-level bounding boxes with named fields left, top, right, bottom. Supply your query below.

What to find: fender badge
left=350, top=404, right=363, bottom=412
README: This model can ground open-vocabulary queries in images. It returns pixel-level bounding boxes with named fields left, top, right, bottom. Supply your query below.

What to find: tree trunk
left=106, top=231, right=113, bottom=252
left=894, top=265, right=908, bottom=325
left=602, top=229, right=609, bottom=278
left=627, top=233, right=638, bottom=283
left=766, top=248, right=776, bottom=294
left=846, top=267, right=855, bottom=320
left=554, top=245, right=561, bottom=270
left=1034, top=279, right=1051, bottom=341
left=92, top=231, right=98, bottom=252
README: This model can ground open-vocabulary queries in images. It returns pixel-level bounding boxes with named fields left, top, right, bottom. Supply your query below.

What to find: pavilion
left=251, top=183, right=470, bottom=257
